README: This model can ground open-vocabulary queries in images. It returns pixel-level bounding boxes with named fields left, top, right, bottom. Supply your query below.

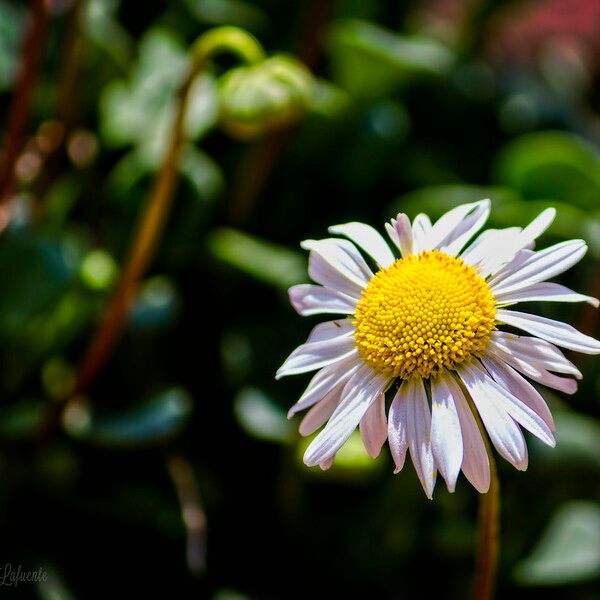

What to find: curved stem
left=73, top=27, right=266, bottom=395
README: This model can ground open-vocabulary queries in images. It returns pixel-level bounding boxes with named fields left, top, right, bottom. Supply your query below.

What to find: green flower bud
left=218, top=55, right=314, bottom=140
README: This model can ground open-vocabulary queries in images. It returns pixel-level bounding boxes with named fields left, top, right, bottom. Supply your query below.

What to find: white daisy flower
left=277, top=201, right=600, bottom=497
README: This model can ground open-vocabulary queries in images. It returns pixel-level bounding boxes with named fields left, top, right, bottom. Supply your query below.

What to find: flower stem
left=458, top=377, right=500, bottom=600
left=473, top=441, right=499, bottom=600
left=73, top=27, right=265, bottom=395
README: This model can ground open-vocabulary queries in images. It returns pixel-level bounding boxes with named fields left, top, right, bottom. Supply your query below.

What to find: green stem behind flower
left=74, top=27, right=265, bottom=395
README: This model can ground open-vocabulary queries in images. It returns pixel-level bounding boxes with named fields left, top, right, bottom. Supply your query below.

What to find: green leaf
left=233, top=387, right=293, bottom=443
left=0, top=231, right=76, bottom=340
left=514, top=501, right=600, bottom=586
left=535, top=410, right=600, bottom=469
left=99, top=28, right=218, bottom=159
left=83, top=0, right=134, bottom=69
left=327, top=19, right=454, bottom=99
left=179, top=145, right=224, bottom=203
left=207, top=227, right=306, bottom=290
left=493, top=131, right=600, bottom=210
left=64, top=388, right=193, bottom=448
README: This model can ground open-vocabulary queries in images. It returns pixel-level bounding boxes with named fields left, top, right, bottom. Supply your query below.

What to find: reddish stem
left=0, top=0, right=49, bottom=206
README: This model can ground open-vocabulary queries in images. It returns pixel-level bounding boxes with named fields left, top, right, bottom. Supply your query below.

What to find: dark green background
left=0, top=0, right=599, bottom=598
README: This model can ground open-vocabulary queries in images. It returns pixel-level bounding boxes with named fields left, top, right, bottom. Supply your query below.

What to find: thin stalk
left=465, top=389, right=500, bottom=600
left=73, top=28, right=265, bottom=395
left=474, top=440, right=499, bottom=600
left=0, top=0, right=49, bottom=206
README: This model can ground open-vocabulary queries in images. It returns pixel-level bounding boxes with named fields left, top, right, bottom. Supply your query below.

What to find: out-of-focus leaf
left=207, top=227, right=306, bottom=290
left=234, top=387, right=293, bottom=443
left=131, top=276, right=179, bottom=331
left=64, top=388, right=193, bottom=448
left=306, top=78, right=351, bottom=118
left=535, top=410, right=600, bottom=469
left=514, top=501, right=600, bottom=586
left=180, top=145, right=224, bottom=203
left=0, top=0, right=24, bottom=91
left=99, top=28, right=218, bottom=161
left=83, top=0, right=134, bottom=68
left=493, top=131, right=600, bottom=210
left=183, top=0, right=269, bottom=34
left=327, top=19, right=454, bottom=99
left=0, top=399, right=47, bottom=439
left=0, top=232, right=76, bottom=339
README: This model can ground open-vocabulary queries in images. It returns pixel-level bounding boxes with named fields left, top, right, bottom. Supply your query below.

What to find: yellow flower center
left=353, top=250, right=496, bottom=379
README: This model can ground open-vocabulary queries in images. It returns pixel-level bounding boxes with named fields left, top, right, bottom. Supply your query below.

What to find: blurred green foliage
left=0, top=0, right=599, bottom=599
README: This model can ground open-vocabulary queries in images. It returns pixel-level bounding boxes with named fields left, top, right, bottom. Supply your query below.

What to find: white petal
left=491, top=331, right=582, bottom=379
left=386, top=213, right=413, bottom=257
left=461, top=227, right=521, bottom=273
left=459, top=363, right=528, bottom=470
left=289, top=284, right=358, bottom=316
left=486, top=248, right=534, bottom=285
left=497, top=309, right=600, bottom=355
left=276, top=319, right=357, bottom=379
left=299, top=385, right=343, bottom=436
left=406, top=378, right=437, bottom=498
left=287, top=355, right=361, bottom=416
left=359, top=393, right=387, bottom=458
left=487, top=341, right=578, bottom=395
left=439, top=200, right=491, bottom=256
left=302, top=238, right=372, bottom=298
left=463, top=360, right=554, bottom=447
left=388, top=386, right=409, bottom=473
left=427, top=202, right=482, bottom=249
left=475, top=208, right=556, bottom=277
left=412, top=214, right=433, bottom=253
left=329, top=222, right=395, bottom=268
left=303, top=364, right=388, bottom=467
left=446, top=376, right=490, bottom=493
left=481, top=353, right=555, bottom=431
left=431, top=375, right=464, bottom=493
left=494, top=281, right=599, bottom=307
left=479, top=357, right=555, bottom=443
left=489, top=240, right=587, bottom=295
left=520, top=208, right=556, bottom=248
